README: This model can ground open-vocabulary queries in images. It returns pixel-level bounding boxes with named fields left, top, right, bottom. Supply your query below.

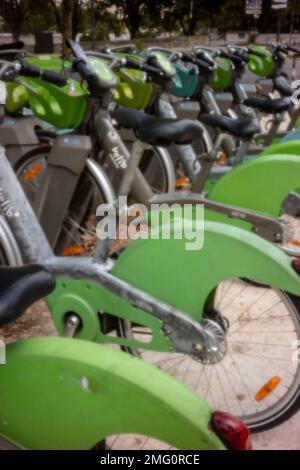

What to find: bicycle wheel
left=15, top=146, right=113, bottom=256
left=15, top=144, right=175, bottom=253
left=138, top=146, right=175, bottom=194
left=118, top=281, right=300, bottom=433
left=14, top=146, right=48, bottom=206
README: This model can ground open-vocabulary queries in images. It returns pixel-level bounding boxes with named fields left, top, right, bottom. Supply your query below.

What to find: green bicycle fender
left=208, top=154, right=300, bottom=218
left=294, top=117, right=300, bottom=130
left=260, top=141, right=300, bottom=158
left=0, top=337, right=225, bottom=450
left=259, top=143, right=300, bottom=195
left=47, top=219, right=300, bottom=352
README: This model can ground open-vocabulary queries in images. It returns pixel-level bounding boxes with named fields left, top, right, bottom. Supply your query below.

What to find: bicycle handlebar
left=0, top=59, right=68, bottom=87
left=68, top=39, right=117, bottom=91
left=220, top=49, right=248, bottom=65
left=194, top=50, right=215, bottom=68
left=272, top=43, right=300, bottom=57
left=67, top=38, right=102, bottom=88
left=19, top=61, right=68, bottom=87
left=247, top=48, right=267, bottom=59
left=286, top=45, right=300, bottom=56
left=124, top=56, right=164, bottom=78
left=181, top=51, right=215, bottom=71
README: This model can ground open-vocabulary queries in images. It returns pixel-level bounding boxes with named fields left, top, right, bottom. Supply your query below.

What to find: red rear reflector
left=211, top=411, right=252, bottom=450
left=292, top=258, right=300, bottom=275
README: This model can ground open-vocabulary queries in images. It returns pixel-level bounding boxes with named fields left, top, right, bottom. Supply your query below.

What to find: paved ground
left=253, top=410, right=300, bottom=450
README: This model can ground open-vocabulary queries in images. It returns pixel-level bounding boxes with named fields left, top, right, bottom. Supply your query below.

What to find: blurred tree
left=80, top=1, right=124, bottom=41
left=22, top=0, right=56, bottom=33
left=218, top=0, right=247, bottom=33
left=113, top=0, right=146, bottom=38
left=0, top=0, right=32, bottom=40
left=149, top=0, right=222, bottom=37
left=49, top=0, right=77, bottom=55
left=93, top=2, right=125, bottom=40
left=1, top=0, right=298, bottom=43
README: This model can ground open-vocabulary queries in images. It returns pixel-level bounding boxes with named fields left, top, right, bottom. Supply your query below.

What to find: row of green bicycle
left=0, top=38, right=300, bottom=449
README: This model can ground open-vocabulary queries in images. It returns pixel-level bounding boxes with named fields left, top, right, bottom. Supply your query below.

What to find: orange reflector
left=62, top=245, right=83, bottom=256
left=290, top=239, right=300, bottom=247
left=175, top=177, right=191, bottom=189
left=22, top=164, right=42, bottom=181
left=214, top=152, right=228, bottom=166
left=255, top=376, right=282, bottom=402
left=219, top=152, right=227, bottom=162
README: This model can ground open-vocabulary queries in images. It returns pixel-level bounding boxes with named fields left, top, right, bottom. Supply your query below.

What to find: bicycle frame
left=4, top=51, right=297, bottom=247
left=0, top=145, right=221, bottom=355
left=2, top=142, right=300, bottom=355
left=0, top=150, right=229, bottom=450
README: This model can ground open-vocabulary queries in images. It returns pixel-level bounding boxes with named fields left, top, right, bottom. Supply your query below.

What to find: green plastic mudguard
left=0, top=337, right=225, bottom=450
left=47, top=220, right=300, bottom=352
left=260, top=140, right=300, bottom=158
left=208, top=154, right=300, bottom=218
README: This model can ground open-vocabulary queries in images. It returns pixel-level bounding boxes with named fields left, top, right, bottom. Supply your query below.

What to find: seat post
left=263, top=113, right=285, bottom=146
left=235, top=139, right=252, bottom=164
left=192, top=153, right=215, bottom=193
left=118, top=140, right=150, bottom=198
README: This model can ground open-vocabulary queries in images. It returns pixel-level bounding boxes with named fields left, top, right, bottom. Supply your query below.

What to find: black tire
left=14, top=145, right=110, bottom=256
left=14, top=144, right=51, bottom=206
left=248, top=293, right=300, bottom=433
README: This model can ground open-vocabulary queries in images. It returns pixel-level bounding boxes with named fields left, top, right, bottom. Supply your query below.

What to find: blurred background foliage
left=0, top=0, right=299, bottom=41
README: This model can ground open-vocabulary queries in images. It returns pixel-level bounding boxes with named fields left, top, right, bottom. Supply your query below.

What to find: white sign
left=246, top=0, right=262, bottom=16
left=272, top=0, right=288, bottom=9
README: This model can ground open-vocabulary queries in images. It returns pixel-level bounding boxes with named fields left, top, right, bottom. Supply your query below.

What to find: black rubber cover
left=0, top=265, right=55, bottom=327
left=20, top=62, right=67, bottom=87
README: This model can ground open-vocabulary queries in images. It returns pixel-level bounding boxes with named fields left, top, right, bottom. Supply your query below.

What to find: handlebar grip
left=277, top=44, right=289, bottom=54
left=195, top=51, right=215, bottom=68
left=20, top=61, right=40, bottom=78
left=40, top=69, right=68, bottom=87
left=181, top=51, right=213, bottom=71
left=181, top=51, right=194, bottom=62
left=288, top=45, right=300, bottom=55
left=124, top=57, right=143, bottom=70
left=141, top=63, right=164, bottom=77
left=0, top=266, right=55, bottom=327
left=248, top=48, right=267, bottom=59
left=73, top=58, right=99, bottom=85
left=224, top=51, right=247, bottom=64
left=219, top=50, right=230, bottom=59
left=194, top=57, right=214, bottom=70
left=20, top=62, right=67, bottom=87
left=124, top=57, right=164, bottom=78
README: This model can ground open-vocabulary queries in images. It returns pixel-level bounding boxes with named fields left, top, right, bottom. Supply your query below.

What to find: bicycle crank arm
left=44, top=256, right=223, bottom=356
left=150, top=192, right=284, bottom=243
